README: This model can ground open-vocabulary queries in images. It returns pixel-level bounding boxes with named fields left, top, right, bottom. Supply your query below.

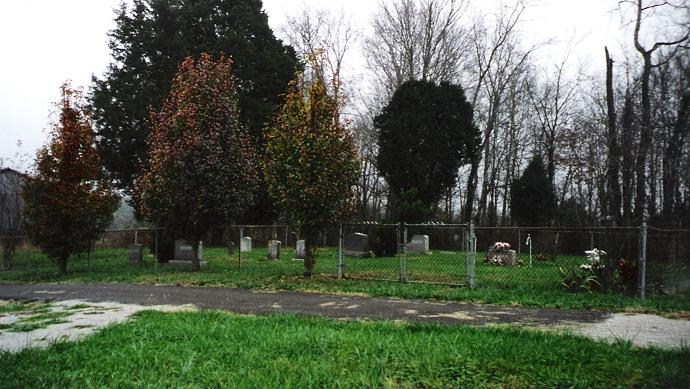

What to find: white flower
left=584, top=248, right=607, bottom=264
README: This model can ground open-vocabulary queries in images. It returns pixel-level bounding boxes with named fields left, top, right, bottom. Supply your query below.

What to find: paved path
left=0, top=283, right=605, bottom=326
left=2, top=283, right=689, bottom=349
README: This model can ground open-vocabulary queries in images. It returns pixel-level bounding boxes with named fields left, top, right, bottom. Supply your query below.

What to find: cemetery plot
left=404, top=225, right=467, bottom=284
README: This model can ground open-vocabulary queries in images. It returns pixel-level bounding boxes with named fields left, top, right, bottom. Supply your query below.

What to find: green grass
left=0, top=300, right=52, bottom=314
left=7, top=311, right=71, bottom=332
left=0, top=311, right=688, bottom=388
left=0, top=303, right=72, bottom=332
left=2, top=246, right=689, bottom=313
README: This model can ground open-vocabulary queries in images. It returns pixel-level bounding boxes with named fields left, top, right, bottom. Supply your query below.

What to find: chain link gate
left=339, top=223, right=471, bottom=286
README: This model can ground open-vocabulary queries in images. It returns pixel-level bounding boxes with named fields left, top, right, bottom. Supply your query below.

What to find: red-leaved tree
left=263, top=59, right=358, bottom=277
left=134, top=54, right=257, bottom=270
left=23, top=83, right=119, bottom=274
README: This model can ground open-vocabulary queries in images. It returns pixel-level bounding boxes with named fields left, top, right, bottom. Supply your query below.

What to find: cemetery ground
left=1, top=246, right=689, bottom=313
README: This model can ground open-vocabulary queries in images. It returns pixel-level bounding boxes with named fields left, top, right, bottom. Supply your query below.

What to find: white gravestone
left=293, top=240, right=306, bottom=261
left=240, top=237, right=252, bottom=252
left=407, top=235, right=430, bottom=255
left=267, top=240, right=281, bottom=261
left=128, top=244, right=143, bottom=263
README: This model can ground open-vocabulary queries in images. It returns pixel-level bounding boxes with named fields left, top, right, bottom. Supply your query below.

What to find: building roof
left=0, top=168, right=28, bottom=178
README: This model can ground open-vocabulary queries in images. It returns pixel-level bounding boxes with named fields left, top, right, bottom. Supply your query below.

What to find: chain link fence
left=1, top=223, right=688, bottom=299
left=339, top=223, right=468, bottom=285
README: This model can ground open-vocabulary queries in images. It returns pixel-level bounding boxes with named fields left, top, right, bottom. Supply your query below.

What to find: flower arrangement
left=486, top=242, right=515, bottom=266
left=492, top=242, right=511, bottom=252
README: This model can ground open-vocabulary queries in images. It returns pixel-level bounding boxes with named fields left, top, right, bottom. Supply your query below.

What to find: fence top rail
left=473, top=226, right=641, bottom=232
left=104, top=227, right=164, bottom=233
left=341, top=222, right=400, bottom=227
left=229, top=225, right=290, bottom=228
left=647, top=226, right=690, bottom=233
left=404, top=223, right=468, bottom=228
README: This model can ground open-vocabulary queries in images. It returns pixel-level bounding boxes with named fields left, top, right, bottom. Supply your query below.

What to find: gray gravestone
left=344, top=232, right=369, bottom=257
left=486, top=248, right=517, bottom=266
left=174, top=240, right=194, bottom=261
left=267, top=240, right=281, bottom=261
left=170, top=240, right=207, bottom=269
left=293, top=240, right=306, bottom=261
left=407, top=235, right=430, bottom=255
left=226, top=240, right=235, bottom=255
left=128, top=244, right=143, bottom=262
left=240, top=237, right=252, bottom=252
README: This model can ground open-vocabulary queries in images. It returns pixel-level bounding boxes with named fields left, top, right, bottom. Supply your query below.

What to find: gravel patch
left=0, top=299, right=196, bottom=352
left=572, top=313, right=690, bottom=349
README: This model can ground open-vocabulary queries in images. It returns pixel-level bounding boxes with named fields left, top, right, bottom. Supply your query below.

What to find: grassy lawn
left=1, top=246, right=689, bottom=313
left=0, top=310, right=688, bottom=388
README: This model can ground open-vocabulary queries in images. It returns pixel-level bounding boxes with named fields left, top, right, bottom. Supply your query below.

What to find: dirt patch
left=0, top=299, right=196, bottom=352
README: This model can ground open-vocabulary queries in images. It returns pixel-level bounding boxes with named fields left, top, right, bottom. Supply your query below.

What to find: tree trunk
left=1, top=241, right=15, bottom=271
left=58, top=256, right=68, bottom=275
left=621, top=92, right=635, bottom=226
left=302, top=227, right=319, bottom=278
left=662, top=92, right=690, bottom=224
left=463, top=155, right=480, bottom=223
left=192, top=239, right=201, bottom=271
left=605, top=47, right=622, bottom=223
left=634, top=52, right=653, bottom=220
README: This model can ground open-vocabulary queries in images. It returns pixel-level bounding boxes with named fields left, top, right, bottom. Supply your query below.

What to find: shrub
left=368, top=227, right=398, bottom=257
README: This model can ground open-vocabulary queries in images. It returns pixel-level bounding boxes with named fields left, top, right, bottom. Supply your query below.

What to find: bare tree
left=528, top=52, right=581, bottom=188
left=619, top=0, right=690, bottom=219
left=605, top=47, right=622, bottom=223
left=281, top=6, right=358, bottom=118
left=461, top=1, right=540, bottom=223
left=364, top=0, right=470, bottom=96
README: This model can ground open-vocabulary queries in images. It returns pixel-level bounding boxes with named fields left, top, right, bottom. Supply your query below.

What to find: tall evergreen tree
left=510, top=156, right=555, bottom=226
left=91, top=0, right=298, bottom=222
left=375, top=80, right=479, bottom=221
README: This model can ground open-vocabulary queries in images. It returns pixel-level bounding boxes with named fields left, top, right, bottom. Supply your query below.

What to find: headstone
left=344, top=232, right=369, bottom=257
left=407, top=235, right=430, bottom=255
left=486, top=249, right=517, bottom=266
left=226, top=240, right=235, bottom=255
left=174, top=240, right=194, bottom=261
left=267, top=240, right=281, bottom=261
left=293, top=240, right=305, bottom=261
left=128, top=244, right=143, bottom=263
left=240, top=237, right=252, bottom=252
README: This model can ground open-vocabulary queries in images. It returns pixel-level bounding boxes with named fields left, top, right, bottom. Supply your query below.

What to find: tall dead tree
left=621, top=0, right=690, bottom=219
left=661, top=58, right=690, bottom=224
left=605, top=47, right=622, bottom=223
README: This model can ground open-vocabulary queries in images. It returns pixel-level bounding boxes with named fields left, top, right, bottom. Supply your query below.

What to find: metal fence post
left=400, top=222, right=407, bottom=282
left=337, top=224, right=344, bottom=280
left=238, top=226, right=243, bottom=271
left=639, top=220, right=647, bottom=299
left=465, top=222, right=475, bottom=288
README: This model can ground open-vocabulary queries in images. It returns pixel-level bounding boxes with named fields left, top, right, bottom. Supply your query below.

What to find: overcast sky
left=0, top=0, right=639, bottom=171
